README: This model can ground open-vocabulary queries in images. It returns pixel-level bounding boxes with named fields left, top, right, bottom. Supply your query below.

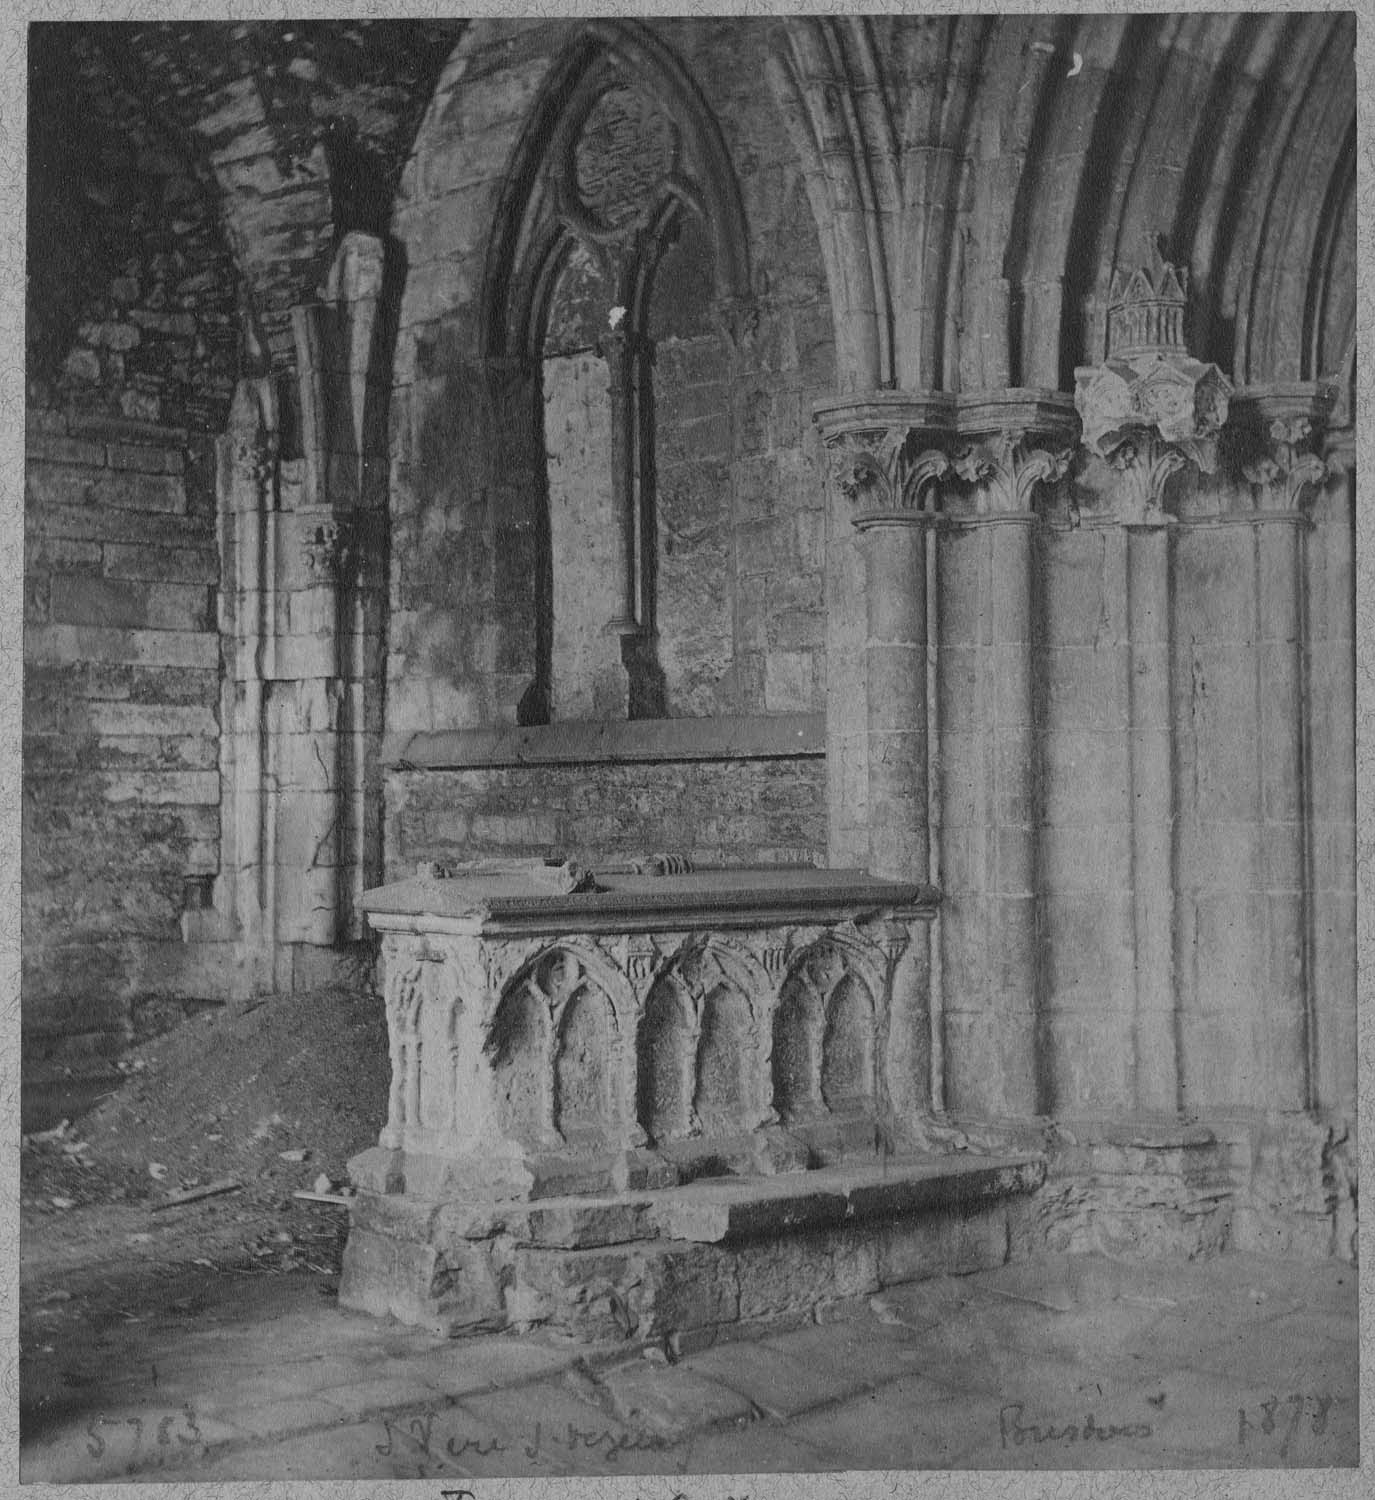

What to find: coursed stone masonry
left=24, top=412, right=222, bottom=1058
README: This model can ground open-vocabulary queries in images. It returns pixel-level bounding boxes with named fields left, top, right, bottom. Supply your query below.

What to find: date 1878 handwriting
left=1238, top=1393, right=1335, bottom=1458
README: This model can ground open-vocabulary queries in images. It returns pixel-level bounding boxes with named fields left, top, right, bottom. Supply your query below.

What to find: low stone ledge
left=354, top=1152, right=1045, bottom=1253
left=341, top=1153, right=1044, bottom=1340
left=383, top=712, right=825, bottom=769
left=645, top=1153, right=1045, bottom=1244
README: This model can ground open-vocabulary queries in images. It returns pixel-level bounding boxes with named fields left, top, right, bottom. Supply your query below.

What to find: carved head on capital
left=1078, top=248, right=1232, bottom=469
left=835, top=448, right=887, bottom=503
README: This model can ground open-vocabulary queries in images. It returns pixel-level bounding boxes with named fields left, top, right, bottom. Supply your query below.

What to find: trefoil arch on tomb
left=636, top=934, right=773, bottom=1143
left=772, top=932, right=887, bottom=1125
left=486, top=938, right=636, bottom=1151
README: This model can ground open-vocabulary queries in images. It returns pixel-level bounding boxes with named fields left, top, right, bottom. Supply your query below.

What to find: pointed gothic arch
left=469, top=22, right=754, bottom=724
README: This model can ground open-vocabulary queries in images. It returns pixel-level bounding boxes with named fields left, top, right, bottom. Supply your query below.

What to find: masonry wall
left=23, top=410, right=221, bottom=1061
left=386, top=756, right=827, bottom=881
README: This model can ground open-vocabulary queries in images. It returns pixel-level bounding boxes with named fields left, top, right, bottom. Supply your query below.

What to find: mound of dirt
left=22, top=985, right=390, bottom=1217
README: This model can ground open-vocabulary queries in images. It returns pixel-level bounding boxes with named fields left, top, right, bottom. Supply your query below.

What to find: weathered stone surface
left=342, top=1148, right=1046, bottom=1340
left=20, top=19, right=1357, bottom=1309
left=23, top=423, right=221, bottom=1061
left=522, top=1200, right=657, bottom=1249
left=339, top=1229, right=506, bottom=1336
left=386, top=758, right=826, bottom=876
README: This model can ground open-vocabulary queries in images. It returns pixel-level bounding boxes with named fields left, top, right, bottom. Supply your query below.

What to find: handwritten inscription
left=998, top=1403, right=1152, bottom=1449
left=443, top=1493, right=704, bottom=1500
left=83, top=1408, right=204, bottom=1465
left=443, top=1493, right=706, bottom=1500
left=1238, top=1393, right=1335, bottom=1458
left=375, top=1409, right=674, bottom=1476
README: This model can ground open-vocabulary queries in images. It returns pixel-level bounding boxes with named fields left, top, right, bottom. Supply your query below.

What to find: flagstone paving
left=19, top=1251, right=1359, bottom=1482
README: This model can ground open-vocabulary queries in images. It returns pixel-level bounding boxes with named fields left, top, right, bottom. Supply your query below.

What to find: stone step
left=504, top=1151, right=1044, bottom=1249
left=645, top=1152, right=1045, bottom=1244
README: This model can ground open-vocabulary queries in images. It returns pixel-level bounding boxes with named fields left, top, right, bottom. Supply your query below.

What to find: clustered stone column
left=815, top=392, right=1074, bottom=1123
left=1073, top=260, right=1232, bottom=1112
left=1232, top=387, right=1332, bottom=1111
left=817, top=400, right=949, bottom=884
left=941, top=398, right=1075, bottom=1119
left=813, top=252, right=1339, bottom=1132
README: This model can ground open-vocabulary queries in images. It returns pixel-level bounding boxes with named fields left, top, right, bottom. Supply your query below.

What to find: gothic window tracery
left=484, top=36, right=752, bottom=725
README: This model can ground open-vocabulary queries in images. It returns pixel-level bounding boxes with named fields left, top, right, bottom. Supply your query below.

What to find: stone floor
left=18, top=1249, right=1359, bottom=1482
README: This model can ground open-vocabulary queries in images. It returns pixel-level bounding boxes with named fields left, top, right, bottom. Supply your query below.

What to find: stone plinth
left=343, top=1146, right=1045, bottom=1340
left=336, top=861, right=1045, bottom=1336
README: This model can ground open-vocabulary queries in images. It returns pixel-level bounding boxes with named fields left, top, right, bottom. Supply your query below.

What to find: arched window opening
left=484, top=32, right=753, bottom=726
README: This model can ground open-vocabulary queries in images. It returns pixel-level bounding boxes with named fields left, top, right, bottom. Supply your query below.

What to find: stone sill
left=383, top=712, right=825, bottom=770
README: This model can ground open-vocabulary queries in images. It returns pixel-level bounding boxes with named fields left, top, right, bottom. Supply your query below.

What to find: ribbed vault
left=767, top=11, right=1355, bottom=393
left=29, top=16, right=1355, bottom=418
left=29, top=20, right=466, bottom=399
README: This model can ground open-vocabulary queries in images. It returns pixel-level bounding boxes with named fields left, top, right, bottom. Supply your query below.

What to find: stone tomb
left=340, top=862, right=1044, bottom=1338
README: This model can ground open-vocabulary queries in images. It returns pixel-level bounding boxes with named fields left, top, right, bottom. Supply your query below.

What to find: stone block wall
left=386, top=756, right=826, bottom=878
left=23, top=409, right=221, bottom=1062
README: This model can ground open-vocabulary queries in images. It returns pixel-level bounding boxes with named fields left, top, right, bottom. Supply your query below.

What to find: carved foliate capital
left=814, top=392, right=958, bottom=527
left=595, top=324, right=653, bottom=372
left=1103, top=430, right=1189, bottom=525
left=823, top=428, right=952, bottom=526
left=1240, top=418, right=1328, bottom=511
left=1230, top=387, right=1337, bottom=513
left=1075, top=360, right=1229, bottom=471
left=951, top=429, right=1073, bottom=516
